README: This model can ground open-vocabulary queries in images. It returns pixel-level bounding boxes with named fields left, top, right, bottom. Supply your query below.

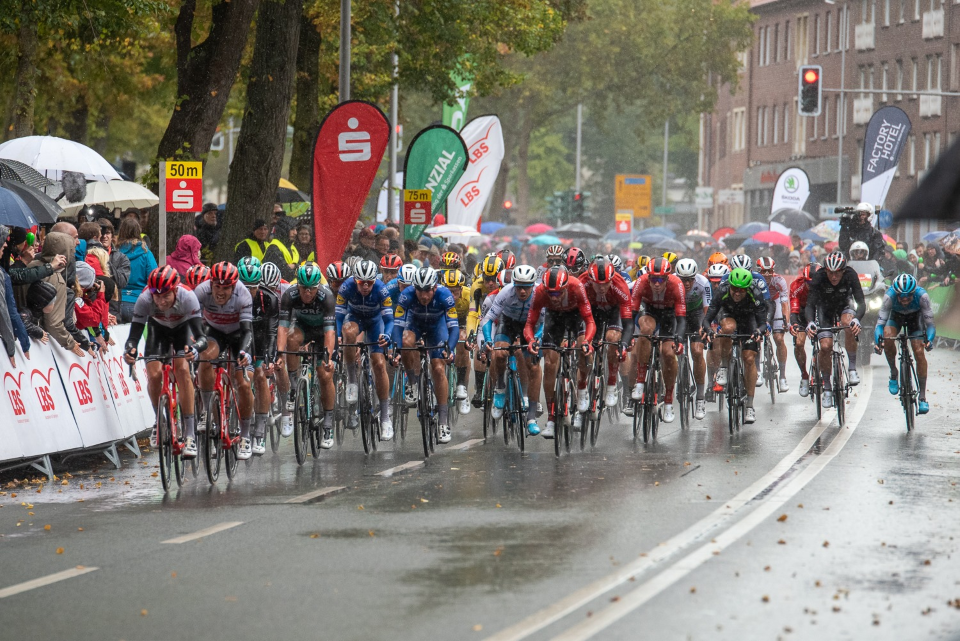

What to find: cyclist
left=633, top=255, right=653, bottom=280
left=661, top=251, right=679, bottom=268
left=608, top=254, right=631, bottom=283
left=391, top=267, right=460, bottom=443
left=756, top=256, right=790, bottom=392
left=706, top=252, right=729, bottom=272
left=184, top=264, right=210, bottom=291
left=523, top=265, right=596, bottom=438
left=262, top=261, right=288, bottom=298
left=468, top=255, right=504, bottom=408
left=194, top=262, right=256, bottom=459
left=443, top=269, right=473, bottom=415
left=336, top=259, right=395, bottom=439
left=440, top=251, right=461, bottom=274
left=482, top=264, right=542, bottom=435
left=498, top=249, right=517, bottom=279
left=728, top=254, right=772, bottom=384
left=237, top=257, right=280, bottom=455
left=875, top=273, right=935, bottom=414
left=849, top=240, right=870, bottom=262
left=788, top=263, right=821, bottom=397
left=704, top=262, right=731, bottom=402
left=675, top=257, right=711, bottom=419
left=629, top=258, right=685, bottom=423
left=804, top=251, right=866, bottom=409
left=564, top=246, right=588, bottom=278
left=123, top=266, right=207, bottom=457
left=581, top=256, right=633, bottom=411
left=539, top=244, right=566, bottom=279
left=325, top=261, right=351, bottom=298
left=380, top=253, right=403, bottom=285
left=701, top=267, right=768, bottom=424
left=276, top=262, right=338, bottom=447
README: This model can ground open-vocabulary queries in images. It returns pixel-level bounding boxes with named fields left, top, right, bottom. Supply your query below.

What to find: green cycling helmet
left=728, top=267, right=754, bottom=289
left=297, top=261, right=323, bottom=288
left=238, top=256, right=263, bottom=285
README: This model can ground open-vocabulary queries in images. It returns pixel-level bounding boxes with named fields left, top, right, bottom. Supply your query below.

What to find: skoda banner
left=403, top=125, right=469, bottom=240
left=861, top=106, right=911, bottom=209
left=446, top=115, right=505, bottom=231
left=311, top=100, right=390, bottom=268
left=770, top=167, right=811, bottom=215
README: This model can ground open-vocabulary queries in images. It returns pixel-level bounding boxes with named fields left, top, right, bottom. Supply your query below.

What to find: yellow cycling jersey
left=452, top=286, right=471, bottom=324
left=466, top=276, right=496, bottom=336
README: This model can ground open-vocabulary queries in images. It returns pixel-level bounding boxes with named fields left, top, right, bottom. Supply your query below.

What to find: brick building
left=699, top=0, right=959, bottom=243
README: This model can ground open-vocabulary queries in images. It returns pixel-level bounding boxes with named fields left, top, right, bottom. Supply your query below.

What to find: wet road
left=1, top=351, right=959, bottom=640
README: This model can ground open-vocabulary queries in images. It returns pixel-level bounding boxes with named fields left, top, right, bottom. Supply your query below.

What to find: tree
left=288, top=11, right=323, bottom=190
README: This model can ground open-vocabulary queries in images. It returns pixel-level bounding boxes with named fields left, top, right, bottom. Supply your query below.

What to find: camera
left=835, top=206, right=859, bottom=225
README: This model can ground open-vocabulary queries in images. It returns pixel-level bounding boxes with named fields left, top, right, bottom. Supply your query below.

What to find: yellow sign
left=164, top=161, right=203, bottom=179
left=404, top=189, right=432, bottom=202
left=615, top=174, right=652, bottom=219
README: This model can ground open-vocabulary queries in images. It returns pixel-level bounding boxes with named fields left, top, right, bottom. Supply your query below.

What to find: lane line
left=0, top=567, right=99, bottom=599
left=444, top=438, right=485, bottom=452
left=161, top=521, right=244, bottom=544
left=284, top=486, right=348, bottom=504
left=555, top=369, right=873, bottom=640
left=485, top=406, right=840, bottom=641
left=376, top=461, right=424, bottom=477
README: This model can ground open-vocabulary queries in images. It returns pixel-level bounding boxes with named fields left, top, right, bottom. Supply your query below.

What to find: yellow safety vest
left=235, top=238, right=269, bottom=261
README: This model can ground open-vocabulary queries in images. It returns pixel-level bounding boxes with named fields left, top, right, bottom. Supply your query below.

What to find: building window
left=796, top=15, right=809, bottom=63
left=814, top=14, right=821, bottom=55
left=810, top=112, right=818, bottom=140
left=836, top=96, right=843, bottom=135
left=733, top=108, right=746, bottom=152
left=869, top=64, right=876, bottom=93
left=774, top=24, right=780, bottom=63
left=758, top=107, right=764, bottom=145
left=924, top=133, right=932, bottom=170
left=914, top=0, right=921, bottom=20
left=825, top=12, right=832, bottom=54
left=911, top=57, right=919, bottom=95
left=884, top=0, right=891, bottom=25
left=773, top=106, right=780, bottom=145
left=896, top=59, right=904, bottom=99
left=784, top=21, right=791, bottom=60
left=927, top=55, right=934, bottom=90
left=822, top=99, right=830, bottom=139
left=936, top=54, right=942, bottom=91
left=952, top=44, right=960, bottom=90
left=908, top=134, right=916, bottom=174
left=899, top=0, right=906, bottom=22
left=934, top=132, right=941, bottom=161
left=784, top=103, right=790, bottom=144
left=859, top=65, right=866, bottom=98
left=766, top=26, right=772, bottom=65
left=881, top=62, right=889, bottom=101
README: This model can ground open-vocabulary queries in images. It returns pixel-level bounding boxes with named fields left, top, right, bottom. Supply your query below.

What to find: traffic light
left=798, top=65, right=822, bottom=116
left=572, top=191, right=583, bottom=218
left=503, top=199, right=513, bottom=210
left=580, top=191, right=592, bottom=218
left=546, top=191, right=564, bottom=221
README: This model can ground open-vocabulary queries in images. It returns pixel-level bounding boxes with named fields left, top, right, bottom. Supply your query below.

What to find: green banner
left=927, top=284, right=960, bottom=340
left=441, top=68, right=472, bottom=132
left=403, top=125, right=469, bottom=241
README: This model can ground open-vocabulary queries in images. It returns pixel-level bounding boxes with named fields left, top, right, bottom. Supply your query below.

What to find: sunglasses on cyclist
left=649, top=276, right=667, bottom=285
left=415, top=286, right=435, bottom=292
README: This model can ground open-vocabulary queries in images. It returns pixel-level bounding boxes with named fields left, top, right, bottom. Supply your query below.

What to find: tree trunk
left=514, top=116, right=534, bottom=222
left=288, top=12, right=321, bottom=191
left=218, top=0, right=304, bottom=263
left=7, top=2, right=39, bottom=140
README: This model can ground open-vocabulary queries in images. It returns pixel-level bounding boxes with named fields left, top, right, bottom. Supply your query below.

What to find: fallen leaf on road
left=225, top=596, right=237, bottom=602
left=357, top=505, right=364, bottom=510
left=368, top=530, right=375, bottom=537
left=44, top=524, right=50, bottom=531
left=823, top=541, right=830, bottom=548
left=610, top=596, right=620, bottom=602
left=705, top=495, right=711, bottom=500
left=56, top=547, right=64, bottom=554
left=924, top=559, right=931, bottom=565
left=309, top=534, right=319, bottom=539
left=420, top=498, right=429, bottom=503
left=493, top=547, right=503, bottom=557
left=150, top=472, right=158, bottom=478
left=473, top=624, right=483, bottom=631
left=690, top=587, right=696, bottom=593
left=797, top=503, right=803, bottom=508
left=495, top=503, right=501, bottom=508
left=762, top=595, right=770, bottom=602
left=764, top=566, right=771, bottom=572
left=141, top=610, right=148, bottom=617
left=171, top=572, right=177, bottom=577
left=778, top=539, right=786, bottom=545
left=78, top=528, right=84, bottom=532
left=777, top=514, right=788, bottom=522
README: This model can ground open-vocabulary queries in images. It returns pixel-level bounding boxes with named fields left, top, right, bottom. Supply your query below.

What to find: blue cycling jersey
left=335, top=277, right=394, bottom=335
left=384, top=278, right=401, bottom=311
left=392, top=285, right=460, bottom=350
left=876, top=285, right=936, bottom=342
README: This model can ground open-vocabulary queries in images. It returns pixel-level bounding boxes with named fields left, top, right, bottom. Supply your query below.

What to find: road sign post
left=615, top=175, right=652, bottom=225
left=159, top=161, right=203, bottom=267
left=404, top=189, right=432, bottom=239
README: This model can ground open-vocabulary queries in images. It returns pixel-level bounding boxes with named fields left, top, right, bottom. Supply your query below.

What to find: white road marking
left=284, top=486, right=348, bottom=504
left=444, top=438, right=485, bottom=451
left=486, top=403, right=846, bottom=641
left=161, top=521, right=244, bottom=544
left=0, top=566, right=99, bottom=599
left=555, top=369, right=872, bottom=640
left=377, top=460, right=425, bottom=477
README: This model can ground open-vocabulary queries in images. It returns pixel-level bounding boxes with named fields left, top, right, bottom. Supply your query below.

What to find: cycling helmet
left=210, top=261, right=239, bottom=287
left=675, top=258, right=699, bottom=278
left=728, top=267, right=754, bottom=289
left=186, top=264, right=211, bottom=289
left=238, top=256, right=263, bottom=285
left=481, top=254, right=504, bottom=278
left=730, top=254, right=753, bottom=270
left=497, top=249, right=516, bottom=270
left=261, top=262, right=281, bottom=290
left=442, top=269, right=465, bottom=288
left=648, top=257, right=672, bottom=277
left=824, top=251, right=846, bottom=272
left=546, top=244, right=565, bottom=258
left=893, top=273, right=917, bottom=295
left=543, top=265, right=569, bottom=292
left=497, top=270, right=512, bottom=288
left=512, top=264, right=537, bottom=286
left=588, top=256, right=615, bottom=283
left=413, top=267, right=438, bottom=290
left=148, top=265, right=181, bottom=293
left=440, top=251, right=461, bottom=270
left=637, top=255, right=652, bottom=269
left=344, top=255, right=361, bottom=270
left=801, top=263, right=821, bottom=282
left=296, top=261, right=323, bottom=288
left=473, top=262, right=482, bottom=279
left=708, top=251, right=729, bottom=267
left=399, top=264, right=417, bottom=285
left=756, top=256, right=776, bottom=271
left=707, top=263, right=731, bottom=280
left=849, top=241, right=869, bottom=260
left=326, top=261, right=351, bottom=283
left=661, top=251, right=679, bottom=265
left=380, top=254, right=403, bottom=270
left=564, top=247, right=587, bottom=274
left=354, top=259, right=378, bottom=282
left=608, top=254, right=624, bottom=271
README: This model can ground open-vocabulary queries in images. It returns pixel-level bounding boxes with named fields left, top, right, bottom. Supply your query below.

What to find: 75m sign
left=404, top=189, right=432, bottom=226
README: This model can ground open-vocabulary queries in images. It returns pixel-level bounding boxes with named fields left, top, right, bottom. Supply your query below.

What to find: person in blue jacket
left=116, top=217, right=157, bottom=323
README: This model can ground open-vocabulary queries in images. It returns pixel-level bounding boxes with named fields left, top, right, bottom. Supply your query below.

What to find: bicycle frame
left=342, top=341, right=383, bottom=453
left=397, top=343, right=446, bottom=458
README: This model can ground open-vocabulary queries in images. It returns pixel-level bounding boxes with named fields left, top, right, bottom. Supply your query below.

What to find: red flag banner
left=312, top=101, right=390, bottom=268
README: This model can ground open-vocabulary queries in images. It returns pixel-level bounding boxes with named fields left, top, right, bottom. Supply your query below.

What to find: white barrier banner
left=108, top=324, right=156, bottom=428
left=50, top=341, right=126, bottom=447
left=0, top=359, right=26, bottom=461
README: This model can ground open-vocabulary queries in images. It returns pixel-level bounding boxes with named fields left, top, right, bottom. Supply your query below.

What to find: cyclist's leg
left=145, top=360, right=164, bottom=407
left=540, top=311, right=565, bottom=413
left=279, top=327, right=304, bottom=412
left=455, top=322, right=470, bottom=397
left=907, top=314, right=928, bottom=405
left=817, top=331, right=833, bottom=383
left=882, top=322, right=899, bottom=378
left=197, top=330, right=222, bottom=410
left=716, top=317, right=735, bottom=376
left=471, top=334, right=488, bottom=406
left=793, top=329, right=808, bottom=381
left=840, top=309, right=859, bottom=373
left=690, top=333, right=705, bottom=397
left=142, top=324, right=170, bottom=407
left=773, top=325, right=787, bottom=385
left=660, top=316, right=678, bottom=403
left=401, top=328, right=421, bottom=392
left=743, top=332, right=759, bottom=400
left=173, top=355, right=196, bottom=437
left=632, top=315, right=656, bottom=397
left=252, top=365, right=269, bottom=442
left=230, top=340, right=254, bottom=437
left=342, top=318, right=361, bottom=396
left=364, top=317, right=392, bottom=424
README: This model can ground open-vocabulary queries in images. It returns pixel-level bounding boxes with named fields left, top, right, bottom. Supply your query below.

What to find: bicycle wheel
left=481, top=372, right=492, bottom=441
left=293, top=376, right=310, bottom=465
left=901, top=353, right=915, bottom=432
left=563, top=375, right=575, bottom=453
left=678, top=356, right=691, bottom=430
left=448, top=366, right=460, bottom=430
left=833, top=352, right=845, bottom=427
left=419, top=369, right=432, bottom=458
left=632, top=399, right=641, bottom=441
left=224, top=404, right=239, bottom=480
left=359, top=358, right=374, bottom=454
left=334, top=362, right=347, bottom=444
left=650, top=367, right=661, bottom=442
left=766, top=343, right=777, bottom=405
left=727, top=357, right=739, bottom=435
left=156, top=395, right=173, bottom=491
left=172, top=401, right=186, bottom=488
left=391, top=368, right=407, bottom=443
left=553, top=366, right=565, bottom=457
left=204, top=393, right=222, bottom=484
left=309, top=375, right=322, bottom=459
left=513, top=372, right=526, bottom=453
left=191, top=389, right=203, bottom=477
left=268, top=380, right=281, bottom=453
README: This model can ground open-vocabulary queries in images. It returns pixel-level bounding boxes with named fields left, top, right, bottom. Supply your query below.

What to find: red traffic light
left=803, top=69, right=819, bottom=84
left=573, top=193, right=582, bottom=201
left=503, top=200, right=513, bottom=209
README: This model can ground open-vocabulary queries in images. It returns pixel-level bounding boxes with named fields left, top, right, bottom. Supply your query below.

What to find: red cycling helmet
left=380, top=254, right=403, bottom=270
left=802, top=263, right=821, bottom=282
left=588, top=257, right=615, bottom=283
left=756, top=256, right=776, bottom=271
left=647, top=257, right=672, bottom=277
left=497, top=249, right=516, bottom=271
left=210, top=261, right=239, bottom=286
left=543, top=265, right=569, bottom=292
left=185, top=264, right=210, bottom=289
left=148, top=265, right=180, bottom=294
left=564, top=247, right=586, bottom=273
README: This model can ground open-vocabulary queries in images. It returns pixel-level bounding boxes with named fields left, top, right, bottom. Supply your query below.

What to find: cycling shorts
left=684, top=308, right=703, bottom=344
left=636, top=307, right=677, bottom=336
left=715, top=312, right=759, bottom=353
left=404, top=321, right=450, bottom=360
left=144, top=320, right=194, bottom=362
left=817, top=304, right=857, bottom=340
left=885, top=312, right=926, bottom=340
left=542, top=310, right=585, bottom=349
left=290, top=322, right=330, bottom=348
left=206, top=327, right=245, bottom=360
left=343, top=312, right=386, bottom=354
left=591, top=308, right=623, bottom=333
left=251, top=330, right=273, bottom=367
left=495, top=317, right=539, bottom=361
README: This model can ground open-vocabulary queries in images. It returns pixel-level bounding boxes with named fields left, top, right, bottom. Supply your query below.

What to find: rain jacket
left=1, top=270, right=29, bottom=353
left=27, top=232, right=76, bottom=351
left=119, top=240, right=158, bottom=304
left=165, top=235, right=202, bottom=278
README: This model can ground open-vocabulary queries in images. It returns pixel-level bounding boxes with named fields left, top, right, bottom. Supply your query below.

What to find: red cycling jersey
left=581, top=272, right=633, bottom=320
left=524, top=276, right=596, bottom=343
left=789, top=278, right=809, bottom=315
left=631, top=273, right=686, bottom=317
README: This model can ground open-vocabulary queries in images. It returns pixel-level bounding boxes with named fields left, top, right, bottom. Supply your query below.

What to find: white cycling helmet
left=824, top=251, right=846, bottom=272
left=398, top=264, right=417, bottom=285
left=608, top=254, right=624, bottom=271
left=412, top=267, right=438, bottom=289
left=707, top=263, right=731, bottom=279
left=353, top=259, right=378, bottom=282
left=675, top=258, right=698, bottom=278
left=261, top=262, right=282, bottom=290
left=512, top=264, right=537, bottom=286
left=730, top=254, right=752, bottom=270
left=849, top=241, right=869, bottom=259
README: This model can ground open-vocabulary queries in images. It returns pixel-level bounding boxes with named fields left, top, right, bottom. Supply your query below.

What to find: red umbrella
left=712, top=227, right=736, bottom=241
left=751, top=230, right=792, bottom=246
left=525, top=223, right=554, bottom=235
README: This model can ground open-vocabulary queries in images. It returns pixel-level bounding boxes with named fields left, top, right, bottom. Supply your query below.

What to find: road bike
left=267, top=374, right=282, bottom=453
left=132, top=355, right=188, bottom=491
left=333, top=351, right=349, bottom=446
left=479, top=349, right=497, bottom=440
left=631, top=333, right=667, bottom=445
left=342, top=341, right=383, bottom=454
left=398, top=342, right=446, bottom=458
left=879, top=333, right=922, bottom=432
left=545, top=330, right=582, bottom=457
left=706, top=333, right=753, bottom=435
left=807, top=331, right=823, bottom=420
left=389, top=365, right=408, bottom=443
left=676, top=336, right=696, bottom=430
left=761, top=334, right=778, bottom=405
left=198, top=358, right=245, bottom=484
left=277, top=345, right=327, bottom=465
left=490, top=344, right=529, bottom=453
left=584, top=334, right=621, bottom=447
left=816, top=326, right=851, bottom=427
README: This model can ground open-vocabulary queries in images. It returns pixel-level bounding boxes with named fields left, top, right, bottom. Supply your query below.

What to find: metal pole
left=339, top=0, right=351, bottom=102
left=575, top=103, right=582, bottom=192
left=662, top=120, right=669, bottom=208
left=836, top=3, right=846, bottom=202
left=387, top=0, right=399, bottom=231
left=159, top=162, right=167, bottom=267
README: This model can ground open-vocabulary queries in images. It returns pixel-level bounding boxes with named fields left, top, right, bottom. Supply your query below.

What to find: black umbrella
left=0, top=159, right=55, bottom=191
left=554, top=222, right=603, bottom=239
left=0, top=179, right=62, bottom=224
left=0, top=187, right=39, bottom=228
left=492, top=224, right=525, bottom=238
left=651, top=238, right=688, bottom=253
left=896, top=136, right=960, bottom=222
left=276, top=186, right=310, bottom=204
left=769, top=208, right=816, bottom=231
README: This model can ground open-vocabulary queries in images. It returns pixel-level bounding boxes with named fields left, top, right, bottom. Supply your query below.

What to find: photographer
left=838, top=202, right=887, bottom=262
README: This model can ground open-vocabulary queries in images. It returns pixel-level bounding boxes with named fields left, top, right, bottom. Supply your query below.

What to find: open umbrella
left=276, top=186, right=310, bottom=203
left=769, top=208, right=817, bottom=231
left=882, top=233, right=897, bottom=248
left=0, top=187, right=39, bottom=227
left=480, top=221, right=505, bottom=235
left=736, top=221, right=768, bottom=236
left=681, top=232, right=716, bottom=245
left=529, top=234, right=562, bottom=246
left=751, top=230, right=793, bottom=246
left=922, top=230, right=949, bottom=243
left=651, top=238, right=688, bottom=253
left=59, top=180, right=159, bottom=216
left=810, top=220, right=840, bottom=242
left=278, top=177, right=299, bottom=190
left=634, top=232, right=669, bottom=246
left=712, top=226, right=736, bottom=241
left=0, top=135, right=122, bottom=182
left=799, top=229, right=827, bottom=242
left=0, top=159, right=55, bottom=191
left=554, top=222, right=603, bottom=239
left=492, top=224, right=524, bottom=238
left=425, top=223, right=482, bottom=243
left=639, top=225, right=675, bottom=238
left=526, top=222, right=554, bottom=235
left=0, top=179, right=61, bottom=223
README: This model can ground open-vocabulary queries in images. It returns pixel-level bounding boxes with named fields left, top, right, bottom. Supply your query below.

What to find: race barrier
left=0, top=324, right=154, bottom=480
